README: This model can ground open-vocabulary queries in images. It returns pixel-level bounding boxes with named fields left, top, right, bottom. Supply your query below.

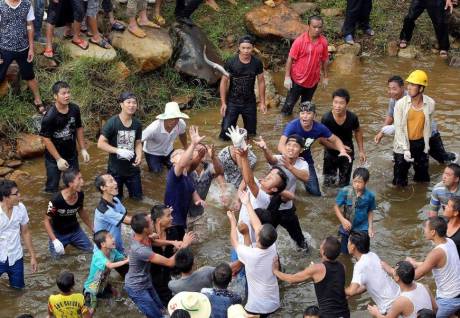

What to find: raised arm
left=239, top=190, right=262, bottom=234
left=273, top=262, right=321, bottom=284
left=277, top=135, right=288, bottom=154
left=210, top=145, right=224, bottom=176
left=235, top=147, right=259, bottom=197
left=407, top=249, right=442, bottom=280
left=174, top=126, right=205, bottom=176
left=227, top=210, right=239, bottom=249
left=254, top=136, right=277, bottom=165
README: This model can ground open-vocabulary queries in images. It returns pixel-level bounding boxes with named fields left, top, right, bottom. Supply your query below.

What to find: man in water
left=429, top=163, right=460, bottom=217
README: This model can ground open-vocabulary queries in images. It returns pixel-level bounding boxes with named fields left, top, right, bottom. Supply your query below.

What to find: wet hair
left=171, top=309, right=191, bottom=318
left=131, top=212, right=149, bottom=234
left=332, top=88, right=350, bottom=104
left=175, top=247, right=194, bottom=273
left=446, top=163, right=460, bottom=179
left=94, top=174, right=110, bottom=193
left=16, top=315, right=34, bottom=318
left=52, top=81, right=70, bottom=95
left=299, top=101, right=316, bottom=113
left=417, top=309, right=436, bottom=318
left=322, top=236, right=341, bottom=260
left=93, top=230, right=110, bottom=249
left=238, top=35, right=255, bottom=45
left=151, top=204, right=169, bottom=223
left=56, top=271, right=75, bottom=293
left=0, top=179, right=18, bottom=201
left=258, top=224, right=278, bottom=249
left=62, top=168, right=80, bottom=188
left=388, top=75, right=404, bottom=87
left=212, top=262, right=232, bottom=289
left=352, top=167, right=370, bottom=183
left=427, top=216, right=447, bottom=237
left=255, top=208, right=273, bottom=224
left=270, top=166, right=288, bottom=194
left=308, top=15, right=323, bottom=25
left=303, top=305, right=320, bottom=317
left=349, top=231, right=370, bottom=254
left=448, top=196, right=460, bottom=213
left=395, top=261, right=415, bottom=284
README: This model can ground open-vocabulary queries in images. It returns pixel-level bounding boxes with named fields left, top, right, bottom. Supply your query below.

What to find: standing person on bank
left=40, top=81, right=90, bottom=193
left=342, top=0, right=374, bottom=44
left=98, top=92, right=143, bottom=200
left=219, top=35, right=266, bottom=140
left=392, top=70, right=433, bottom=187
left=281, top=15, right=329, bottom=116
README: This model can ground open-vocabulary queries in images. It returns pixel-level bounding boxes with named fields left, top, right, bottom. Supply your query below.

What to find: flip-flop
left=399, top=40, right=408, bottom=49
left=89, top=37, right=112, bottom=49
left=128, top=27, right=146, bottom=38
left=111, top=21, right=126, bottom=31
left=440, top=50, right=448, bottom=58
left=136, top=18, right=160, bottom=28
left=155, top=15, right=166, bottom=26
left=43, top=47, right=54, bottom=58
left=71, top=38, right=89, bottom=50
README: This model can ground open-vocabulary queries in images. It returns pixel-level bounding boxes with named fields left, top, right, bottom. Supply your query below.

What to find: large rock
left=289, top=2, right=318, bottom=15
left=447, top=8, right=460, bottom=38
left=255, top=71, right=280, bottom=109
left=321, top=8, right=343, bottom=17
left=171, top=23, right=223, bottom=85
left=330, top=54, right=361, bottom=75
left=398, top=45, right=419, bottom=59
left=16, top=133, right=45, bottom=159
left=5, top=160, right=23, bottom=168
left=63, top=41, right=117, bottom=61
left=245, top=3, right=308, bottom=40
left=387, top=41, right=399, bottom=57
left=336, top=43, right=361, bottom=56
left=112, top=28, right=172, bottom=73
left=0, top=167, right=13, bottom=177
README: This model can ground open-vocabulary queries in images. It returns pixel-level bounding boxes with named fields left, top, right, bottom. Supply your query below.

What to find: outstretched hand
left=189, top=126, right=205, bottom=145
left=226, top=126, right=247, bottom=149
left=254, top=136, right=267, bottom=150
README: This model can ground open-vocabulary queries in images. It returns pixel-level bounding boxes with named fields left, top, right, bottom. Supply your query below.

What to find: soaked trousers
left=271, top=206, right=306, bottom=248
left=219, top=102, right=257, bottom=140
left=429, top=131, right=457, bottom=164
left=342, top=0, right=372, bottom=36
left=281, top=82, right=318, bottom=115
left=399, top=0, right=450, bottom=51
left=323, top=150, right=354, bottom=187
left=393, top=139, right=430, bottom=187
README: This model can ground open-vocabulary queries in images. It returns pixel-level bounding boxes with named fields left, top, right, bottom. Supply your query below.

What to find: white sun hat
left=227, top=304, right=260, bottom=318
left=156, top=102, right=190, bottom=120
left=168, top=292, right=211, bottom=318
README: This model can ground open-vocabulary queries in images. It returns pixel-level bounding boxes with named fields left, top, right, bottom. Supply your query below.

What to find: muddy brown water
left=2, top=57, right=460, bottom=318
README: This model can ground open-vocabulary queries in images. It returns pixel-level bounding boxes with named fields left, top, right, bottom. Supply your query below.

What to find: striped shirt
left=429, top=181, right=460, bottom=213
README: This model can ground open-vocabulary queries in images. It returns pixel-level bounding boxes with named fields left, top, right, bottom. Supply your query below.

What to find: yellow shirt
left=48, top=293, right=88, bottom=318
left=407, top=106, right=425, bottom=140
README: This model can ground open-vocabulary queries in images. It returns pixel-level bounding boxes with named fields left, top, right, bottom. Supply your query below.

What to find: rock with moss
left=63, top=41, right=117, bottom=61
left=16, top=133, right=45, bottom=159
left=397, top=45, right=418, bottom=59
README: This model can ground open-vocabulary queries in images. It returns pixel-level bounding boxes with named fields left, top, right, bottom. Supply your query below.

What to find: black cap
left=299, top=101, right=316, bottom=113
left=286, top=134, right=305, bottom=147
left=118, top=92, right=136, bottom=103
left=238, top=35, right=255, bottom=45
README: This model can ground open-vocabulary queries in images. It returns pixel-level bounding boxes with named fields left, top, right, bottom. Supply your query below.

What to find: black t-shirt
left=39, top=103, right=82, bottom=161
left=449, top=228, right=460, bottom=258
left=46, top=191, right=84, bottom=235
left=225, top=55, right=263, bottom=105
left=101, top=115, right=142, bottom=177
left=321, top=110, right=360, bottom=157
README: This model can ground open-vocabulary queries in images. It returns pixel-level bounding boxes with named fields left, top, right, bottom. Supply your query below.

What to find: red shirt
left=289, top=33, right=329, bottom=88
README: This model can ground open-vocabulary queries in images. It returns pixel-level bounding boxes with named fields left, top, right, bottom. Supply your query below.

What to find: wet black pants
left=323, top=150, right=354, bottom=187
left=399, top=0, right=450, bottom=51
left=393, top=139, right=430, bottom=187
left=271, top=206, right=306, bottom=248
left=219, top=102, right=257, bottom=140
left=429, top=131, right=456, bottom=164
left=342, top=0, right=372, bottom=36
left=281, top=82, right=317, bottom=115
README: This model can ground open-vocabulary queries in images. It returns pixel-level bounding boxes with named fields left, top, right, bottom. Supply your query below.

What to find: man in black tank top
left=273, top=236, right=350, bottom=318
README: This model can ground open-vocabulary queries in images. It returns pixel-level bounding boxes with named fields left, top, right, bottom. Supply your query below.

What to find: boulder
left=448, top=56, right=460, bottom=67
left=330, top=54, right=361, bottom=75
left=171, top=23, right=223, bottom=85
left=114, top=62, right=131, bottom=81
left=63, top=41, right=117, bottom=61
left=387, top=41, right=399, bottom=57
left=398, top=45, right=418, bottom=59
left=5, top=160, right=23, bottom=168
left=255, top=71, right=280, bottom=109
left=447, top=8, right=460, bottom=38
left=112, top=28, right=173, bottom=73
left=336, top=43, right=361, bottom=56
left=172, top=93, right=195, bottom=109
left=16, top=133, right=45, bottom=159
left=321, top=8, right=343, bottom=17
left=289, top=2, right=318, bottom=15
left=0, top=167, right=13, bottom=177
left=245, top=3, right=308, bottom=40
left=7, top=170, right=30, bottom=182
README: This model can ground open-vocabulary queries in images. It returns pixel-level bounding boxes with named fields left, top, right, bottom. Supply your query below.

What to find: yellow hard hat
left=406, top=70, right=428, bottom=87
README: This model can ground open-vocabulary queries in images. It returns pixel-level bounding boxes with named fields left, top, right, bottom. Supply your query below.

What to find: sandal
left=440, top=50, right=448, bottom=58
left=89, top=37, right=112, bottom=49
left=33, top=102, right=46, bottom=115
left=399, top=40, right=408, bottom=49
left=71, top=38, right=89, bottom=50
left=43, top=47, right=54, bottom=58
left=154, top=15, right=166, bottom=26
left=128, top=27, right=146, bottom=38
left=136, top=18, right=160, bottom=28
left=111, top=21, right=126, bottom=31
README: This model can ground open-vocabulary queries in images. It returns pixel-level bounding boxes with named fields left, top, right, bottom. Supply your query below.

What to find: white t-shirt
left=236, top=244, right=279, bottom=314
left=351, top=252, right=400, bottom=313
left=273, top=155, right=308, bottom=210
left=0, top=203, right=29, bottom=266
left=142, top=119, right=186, bottom=156
left=238, top=179, right=271, bottom=245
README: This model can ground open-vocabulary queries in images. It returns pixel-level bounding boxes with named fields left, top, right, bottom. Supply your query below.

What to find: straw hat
left=227, top=304, right=260, bottom=318
left=156, top=102, right=190, bottom=120
left=168, top=292, right=211, bottom=318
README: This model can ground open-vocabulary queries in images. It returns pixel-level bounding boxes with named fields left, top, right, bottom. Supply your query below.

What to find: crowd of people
left=1, top=0, right=460, bottom=317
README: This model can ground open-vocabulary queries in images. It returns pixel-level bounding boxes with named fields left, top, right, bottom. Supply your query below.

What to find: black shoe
left=111, top=21, right=126, bottom=32
left=176, top=16, right=194, bottom=27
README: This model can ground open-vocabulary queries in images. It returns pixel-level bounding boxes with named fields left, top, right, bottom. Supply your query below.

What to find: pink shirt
left=289, top=33, right=328, bottom=88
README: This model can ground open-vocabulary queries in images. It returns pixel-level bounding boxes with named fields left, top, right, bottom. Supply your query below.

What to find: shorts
left=47, top=0, right=85, bottom=25
left=0, top=258, right=25, bottom=289
left=0, top=49, right=35, bottom=82
left=86, top=0, right=100, bottom=17
left=186, top=212, right=208, bottom=243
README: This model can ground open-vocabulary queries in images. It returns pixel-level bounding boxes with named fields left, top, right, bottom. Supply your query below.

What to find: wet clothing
left=218, top=146, right=257, bottom=188
left=0, top=257, right=24, bottom=289
left=321, top=110, right=360, bottom=187
left=393, top=139, right=430, bottom=186
left=188, top=163, right=215, bottom=218
left=219, top=55, right=263, bottom=140
left=336, top=186, right=375, bottom=231
left=46, top=191, right=84, bottom=235
left=314, top=260, right=350, bottom=318
left=46, top=0, right=85, bottom=25
left=281, top=83, right=317, bottom=115
left=432, top=238, right=460, bottom=299
left=429, top=182, right=460, bottom=214
left=94, top=197, right=127, bottom=253
left=48, top=293, right=89, bottom=318
left=342, top=0, right=372, bottom=36
left=168, top=266, right=214, bottom=294
left=142, top=119, right=186, bottom=157
left=448, top=227, right=460, bottom=257
left=201, top=288, right=242, bottom=318
left=150, top=230, right=175, bottom=306
left=400, top=0, right=450, bottom=51
left=0, top=203, right=29, bottom=267
left=400, top=283, right=433, bottom=318
left=407, top=107, right=425, bottom=140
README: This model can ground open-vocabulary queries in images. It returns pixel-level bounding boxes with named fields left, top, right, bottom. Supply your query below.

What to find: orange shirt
left=407, top=107, right=425, bottom=140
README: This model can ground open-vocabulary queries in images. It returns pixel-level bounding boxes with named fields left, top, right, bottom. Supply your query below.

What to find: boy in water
left=334, top=167, right=376, bottom=254
left=83, top=230, right=129, bottom=316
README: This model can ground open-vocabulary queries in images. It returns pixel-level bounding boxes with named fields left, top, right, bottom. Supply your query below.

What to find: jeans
left=429, top=132, right=457, bottom=164
left=45, top=155, right=79, bottom=193
left=303, top=162, right=321, bottom=196
left=125, top=286, right=164, bottom=318
left=33, top=0, right=46, bottom=40
left=400, top=0, right=449, bottom=51
left=219, top=102, right=257, bottom=140
left=0, top=258, right=24, bottom=289
left=48, top=226, right=92, bottom=258
left=113, top=171, right=143, bottom=200
left=144, top=151, right=172, bottom=173
left=435, top=296, right=460, bottom=318
left=342, top=0, right=372, bottom=36
left=281, top=82, right=318, bottom=115
left=271, top=206, right=306, bottom=248
left=393, top=139, right=429, bottom=187
left=323, top=150, right=353, bottom=187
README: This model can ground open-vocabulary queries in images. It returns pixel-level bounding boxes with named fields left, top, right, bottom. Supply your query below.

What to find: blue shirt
left=282, top=119, right=332, bottom=164
left=84, top=248, right=125, bottom=295
left=201, top=288, right=242, bottom=318
left=164, top=167, right=196, bottom=227
left=94, top=197, right=127, bottom=252
left=335, top=186, right=376, bottom=231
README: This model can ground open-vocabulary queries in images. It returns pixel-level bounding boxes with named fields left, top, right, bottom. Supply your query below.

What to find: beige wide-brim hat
left=227, top=304, right=260, bottom=318
left=168, top=292, right=211, bottom=318
left=156, top=102, right=190, bottom=120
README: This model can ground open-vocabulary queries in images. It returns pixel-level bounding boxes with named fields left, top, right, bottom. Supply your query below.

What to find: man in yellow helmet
left=392, top=70, right=434, bottom=187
